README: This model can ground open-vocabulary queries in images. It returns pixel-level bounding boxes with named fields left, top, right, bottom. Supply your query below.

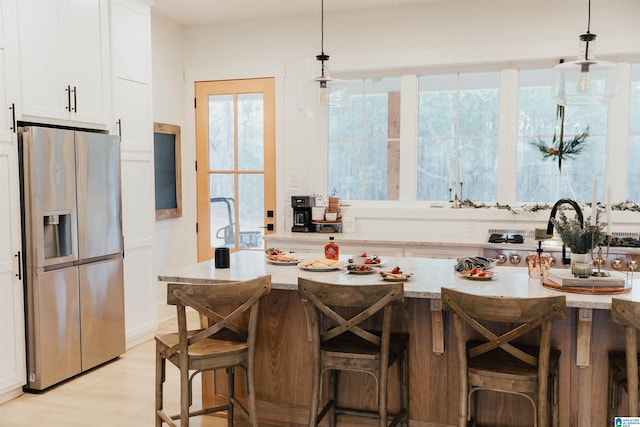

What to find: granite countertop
left=158, top=251, right=640, bottom=310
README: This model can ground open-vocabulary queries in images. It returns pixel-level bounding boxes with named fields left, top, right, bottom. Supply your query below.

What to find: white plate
left=346, top=266, right=377, bottom=275
left=348, top=259, right=386, bottom=268
left=266, top=253, right=304, bottom=265
left=379, top=272, right=412, bottom=282
left=459, top=272, right=497, bottom=281
left=267, top=258, right=301, bottom=265
left=381, top=275, right=411, bottom=282
left=299, top=265, right=343, bottom=272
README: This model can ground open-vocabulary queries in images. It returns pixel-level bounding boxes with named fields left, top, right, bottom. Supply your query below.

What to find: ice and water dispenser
left=42, top=212, right=72, bottom=260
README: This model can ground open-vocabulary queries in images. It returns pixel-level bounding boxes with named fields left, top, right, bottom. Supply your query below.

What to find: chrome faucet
left=546, top=198, right=584, bottom=265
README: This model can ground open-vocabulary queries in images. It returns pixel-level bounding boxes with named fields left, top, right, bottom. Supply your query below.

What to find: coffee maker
left=291, top=195, right=315, bottom=232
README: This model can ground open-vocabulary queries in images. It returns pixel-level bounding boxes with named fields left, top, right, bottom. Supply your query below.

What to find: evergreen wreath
left=530, top=104, right=589, bottom=172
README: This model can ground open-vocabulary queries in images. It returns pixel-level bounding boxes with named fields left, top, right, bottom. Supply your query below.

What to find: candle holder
left=590, top=228, right=612, bottom=277
left=451, top=182, right=463, bottom=209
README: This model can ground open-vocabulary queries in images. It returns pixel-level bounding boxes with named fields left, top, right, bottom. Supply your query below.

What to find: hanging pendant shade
left=551, top=0, right=618, bottom=106
left=297, top=0, right=349, bottom=116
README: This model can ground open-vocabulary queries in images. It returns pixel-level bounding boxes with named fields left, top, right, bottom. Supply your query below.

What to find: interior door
left=195, top=78, right=276, bottom=262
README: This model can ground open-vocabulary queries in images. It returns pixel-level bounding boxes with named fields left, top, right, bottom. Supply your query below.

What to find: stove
left=488, top=233, right=524, bottom=244
left=482, top=229, right=640, bottom=271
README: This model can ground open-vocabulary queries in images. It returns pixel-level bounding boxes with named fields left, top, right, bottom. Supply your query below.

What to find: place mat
left=543, top=279, right=632, bottom=295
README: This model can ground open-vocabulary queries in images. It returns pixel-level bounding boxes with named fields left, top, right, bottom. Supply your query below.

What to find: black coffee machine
left=291, top=195, right=315, bottom=232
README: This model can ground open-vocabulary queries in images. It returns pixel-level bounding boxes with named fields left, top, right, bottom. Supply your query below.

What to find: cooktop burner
left=488, top=233, right=524, bottom=244
left=610, top=237, right=640, bottom=248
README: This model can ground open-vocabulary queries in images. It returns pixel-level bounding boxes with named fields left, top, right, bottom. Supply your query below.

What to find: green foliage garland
left=456, top=200, right=640, bottom=213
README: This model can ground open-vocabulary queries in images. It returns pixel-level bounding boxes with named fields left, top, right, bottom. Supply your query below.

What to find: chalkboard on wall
left=154, top=123, right=182, bottom=220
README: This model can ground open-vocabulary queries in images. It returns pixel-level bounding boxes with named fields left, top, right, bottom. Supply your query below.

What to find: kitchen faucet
left=546, top=198, right=584, bottom=265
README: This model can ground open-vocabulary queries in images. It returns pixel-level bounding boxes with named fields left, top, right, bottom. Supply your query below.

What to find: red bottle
left=324, top=236, right=340, bottom=260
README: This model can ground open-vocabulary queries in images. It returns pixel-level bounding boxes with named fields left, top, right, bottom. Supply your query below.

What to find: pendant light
left=297, top=0, right=348, bottom=116
left=551, top=0, right=618, bottom=106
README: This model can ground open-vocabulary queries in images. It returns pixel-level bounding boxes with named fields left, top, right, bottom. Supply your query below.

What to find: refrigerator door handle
left=15, top=251, right=21, bottom=280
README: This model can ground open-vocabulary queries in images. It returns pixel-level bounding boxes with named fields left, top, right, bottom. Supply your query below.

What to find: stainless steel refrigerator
left=18, top=125, right=125, bottom=391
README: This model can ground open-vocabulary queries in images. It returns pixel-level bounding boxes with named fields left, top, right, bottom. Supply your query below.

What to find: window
left=628, top=64, right=640, bottom=201
left=325, top=61, right=636, bottom=207
left=517, top=69, right=608, bottom=203
left=327, top=77, right=401, bottom=200
left=417, top=72, right=500, bottom=202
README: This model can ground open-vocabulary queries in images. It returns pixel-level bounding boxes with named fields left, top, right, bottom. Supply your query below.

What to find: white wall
left=150, top=0, right=640, bottom=280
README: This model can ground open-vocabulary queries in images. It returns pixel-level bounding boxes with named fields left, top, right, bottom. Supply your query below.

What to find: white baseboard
left=0, top=387, right=23, bottom=405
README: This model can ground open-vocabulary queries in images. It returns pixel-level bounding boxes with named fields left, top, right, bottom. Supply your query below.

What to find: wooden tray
left=543, top=279, right=632, bottom=295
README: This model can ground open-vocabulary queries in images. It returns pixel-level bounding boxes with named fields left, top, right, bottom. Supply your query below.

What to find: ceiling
left=151, top=0, right=432, bottom=26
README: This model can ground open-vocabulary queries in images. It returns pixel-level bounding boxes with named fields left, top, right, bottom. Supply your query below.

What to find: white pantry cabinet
left=15, top=0, right=110, bottom=127
left=0, top=0, right=26, bottom=403
left=110, top=0, right=157, bottom=347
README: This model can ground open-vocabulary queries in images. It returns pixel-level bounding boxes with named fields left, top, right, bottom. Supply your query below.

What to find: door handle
left=259, top=224, right=274, bottom=231
left=9, top=103, right=15, bottom=133
left=15, top=251, right=21, bottom=280
left=66, top=85, right=72, bottom=111
left=72, top=86, right=77, bottom=112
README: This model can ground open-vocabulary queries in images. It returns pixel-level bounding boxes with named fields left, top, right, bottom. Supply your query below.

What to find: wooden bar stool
left=608, top=297, right=640, bottom=420
left=155, top=275, right=271, bottom=427
left=298, top=277, right=409, bottom=427
left=441, top=287, right=565, bottom=427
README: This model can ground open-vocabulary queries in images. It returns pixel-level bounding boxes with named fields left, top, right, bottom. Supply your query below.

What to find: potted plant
left=551, top=211, right=606, bottom=275
left=551, top=211, right=607, bottom=254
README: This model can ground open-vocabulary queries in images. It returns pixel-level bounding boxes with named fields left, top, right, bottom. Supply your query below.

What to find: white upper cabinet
left=15, top=0, right=110, bottom=127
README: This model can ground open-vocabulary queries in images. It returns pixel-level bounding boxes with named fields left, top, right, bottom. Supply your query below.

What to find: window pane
left=418, top=72, right=499, bottom=201
left=517, top=69, right=607, bottom=203
left=238, top=93, right=264, bottom=170
left=238, top=174, right=263, bottom=249
left=208, top=95, right=234, bottom=170
left=328, top=77, right=401, bottom=200
left=209, top=174, right=235, bottom=248
left=629, top=64, right=640, bottom=201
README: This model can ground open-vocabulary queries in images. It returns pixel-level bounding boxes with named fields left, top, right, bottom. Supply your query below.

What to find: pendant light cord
left=317, top=0, right=329, bottom=81
left=586, top=0, right=591, bottom=33
left=320, top=0, right=325, bottom=55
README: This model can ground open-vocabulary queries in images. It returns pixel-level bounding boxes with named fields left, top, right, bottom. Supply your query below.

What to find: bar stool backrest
left=166, top=275, right=272, bottom=358
left=611, top=298, right=640, bottom=416
left=298, top=278, right=404, bottom=348
left=441, top=287, right=566, bottom=427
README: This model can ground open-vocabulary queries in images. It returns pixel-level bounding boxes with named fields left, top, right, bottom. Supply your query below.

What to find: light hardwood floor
left=0, top=315, right=234, bottom=427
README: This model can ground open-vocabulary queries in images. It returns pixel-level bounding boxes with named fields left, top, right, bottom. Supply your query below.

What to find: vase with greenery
left=551, top=211, right=606, bottom=254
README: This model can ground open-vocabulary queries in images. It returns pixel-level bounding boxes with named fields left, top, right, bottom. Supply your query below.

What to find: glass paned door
left=195, top=78, right=275, bottom=262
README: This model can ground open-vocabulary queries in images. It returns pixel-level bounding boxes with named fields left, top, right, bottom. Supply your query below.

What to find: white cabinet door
left=16, top=0, right=109, bottom=126
left=0, top=0, right=26, bottom=402
left=110, top=0, right=156, bottom=346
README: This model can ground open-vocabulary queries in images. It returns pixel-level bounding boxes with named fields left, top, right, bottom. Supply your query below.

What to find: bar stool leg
left=399, top=348, right=409, bottom=427
left=227, top=367, right=235, bottom=427
left=328, top=370, right=337, bottom=427
left=155, top=347, right=164, bottom=427
left=246, top=361, right=258, bottom=426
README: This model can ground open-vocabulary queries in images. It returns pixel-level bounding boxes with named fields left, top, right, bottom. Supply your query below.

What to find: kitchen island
left=159, top=251, right=639, bottom=426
